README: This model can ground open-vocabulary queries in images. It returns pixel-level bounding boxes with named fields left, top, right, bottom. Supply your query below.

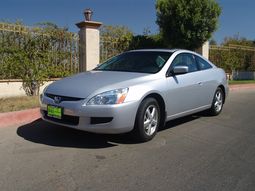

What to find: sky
left=0, top=0, right=254, bottom=44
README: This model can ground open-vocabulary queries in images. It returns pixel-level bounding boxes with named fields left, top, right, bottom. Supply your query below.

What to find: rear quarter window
left=195, top=55, right=212, bottom=70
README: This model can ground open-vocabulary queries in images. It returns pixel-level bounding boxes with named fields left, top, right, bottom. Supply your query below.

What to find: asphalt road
left=0, top=89, right=255, bottom=191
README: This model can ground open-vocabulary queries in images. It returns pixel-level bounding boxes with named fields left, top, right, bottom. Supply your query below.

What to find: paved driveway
left=0, top=89, right=255, bottom=191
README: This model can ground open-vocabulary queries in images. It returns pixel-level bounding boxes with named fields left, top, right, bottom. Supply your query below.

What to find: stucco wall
left=0, top=80, right=54, bottom=98
left=202, top=41, right=209, bottom=59
left=76, top=21, right=102, bottom=72
left=85, top=28, right=100, bottom=70
left=196, top=41, right=209, bottom=59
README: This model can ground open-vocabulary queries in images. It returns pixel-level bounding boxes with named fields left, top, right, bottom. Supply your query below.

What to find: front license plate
left=47, top=105, right=62, bottom=119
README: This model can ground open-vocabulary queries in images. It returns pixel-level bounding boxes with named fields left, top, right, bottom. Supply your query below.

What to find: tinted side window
left=171, top=53, right=198, bottom=73
left=195, top=55, right=212, bottom=70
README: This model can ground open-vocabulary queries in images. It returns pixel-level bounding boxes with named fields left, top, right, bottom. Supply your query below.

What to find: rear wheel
left=133, top=98, right=160, bottom=142
left=208, top=87, right=224, bottom=116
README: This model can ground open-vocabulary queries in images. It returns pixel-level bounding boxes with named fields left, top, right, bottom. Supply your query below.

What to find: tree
left=100, top=25, right=133, bottom=61
left=129, top=34, right=166, bottom=49
left=156, top=0, right=221, bottom=49
left=209, top=39, right=217, bottom=45
left=222, top=35, right=255, bottom=47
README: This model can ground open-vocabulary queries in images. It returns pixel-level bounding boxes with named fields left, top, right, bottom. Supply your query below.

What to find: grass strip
left=229, top=80, right=255, bottom=85
left=0, top=96, right=40, bottom=113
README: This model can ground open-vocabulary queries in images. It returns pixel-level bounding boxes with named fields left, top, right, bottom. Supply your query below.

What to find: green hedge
left=0, top=22, right=79, bottom=95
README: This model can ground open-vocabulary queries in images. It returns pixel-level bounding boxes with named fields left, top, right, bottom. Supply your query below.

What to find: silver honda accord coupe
left=40, top=49, right=228, bottom=142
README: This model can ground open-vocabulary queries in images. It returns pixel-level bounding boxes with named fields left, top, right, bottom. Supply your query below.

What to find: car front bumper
left=40, top=96, right=139, bottom=134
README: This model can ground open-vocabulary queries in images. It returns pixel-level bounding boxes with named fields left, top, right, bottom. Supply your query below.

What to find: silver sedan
left=40, top=49, right=228, bottom=142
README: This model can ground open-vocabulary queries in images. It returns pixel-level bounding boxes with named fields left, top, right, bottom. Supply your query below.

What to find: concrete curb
left=229, top=83, right=255, bottom=91
left=0, top=108, right=40, bottom=128
left=0, top=83, right=255, bottom=128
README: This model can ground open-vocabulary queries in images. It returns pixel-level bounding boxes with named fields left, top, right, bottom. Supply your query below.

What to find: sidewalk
left=229, top=83, right=255, bottom=91
left=0, top=108, right=40, bottom=128
left=0, top=83, right=255, bottom=128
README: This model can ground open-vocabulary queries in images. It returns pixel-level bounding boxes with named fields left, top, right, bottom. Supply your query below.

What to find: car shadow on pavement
left=16, top=119, right=127, bottom=149
left=17, top=113, right=206, bottom=149
left=162, top=114, right=200, bottom=131
left=161, top=110, right=214, bottom=131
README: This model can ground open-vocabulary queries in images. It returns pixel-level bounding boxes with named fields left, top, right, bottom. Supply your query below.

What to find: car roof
left=128, top=49, right=207, bottom=58
left=128, top=49, right=179, bottom=53
left=127, top=49, right=201, bottom=54
left=127, top=49, right=216, bottom=67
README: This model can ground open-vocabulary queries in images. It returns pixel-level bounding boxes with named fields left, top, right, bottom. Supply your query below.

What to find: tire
left=208, top=87, right=224, bottom=116
left=133, top=98, right=161, bottom=142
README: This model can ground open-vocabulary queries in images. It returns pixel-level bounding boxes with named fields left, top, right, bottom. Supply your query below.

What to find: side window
left=171, top=53, right=198, bottom=73
left=195, top=55, right=212, bottom=70
left=171, top=54, right=183, bottom=68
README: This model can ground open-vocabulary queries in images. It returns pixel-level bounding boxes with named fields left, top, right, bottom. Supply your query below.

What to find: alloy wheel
left=143, top=105, right=159, bottom=136
left=214, top=90, right=223, bottom=113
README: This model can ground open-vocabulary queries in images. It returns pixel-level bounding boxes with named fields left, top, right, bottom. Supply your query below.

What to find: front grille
left=46, top=93, right=84, bottom=102
left=43, top=111, right=79, bottom=126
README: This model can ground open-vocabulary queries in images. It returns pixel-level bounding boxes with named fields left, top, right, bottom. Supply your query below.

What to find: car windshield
left=95, top=51, right=172, bottom=74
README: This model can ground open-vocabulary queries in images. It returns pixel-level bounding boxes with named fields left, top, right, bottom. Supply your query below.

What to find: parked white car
left=40, top=49, right=228, bottom=142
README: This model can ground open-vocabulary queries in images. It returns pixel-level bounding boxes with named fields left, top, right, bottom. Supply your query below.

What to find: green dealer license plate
left=47, top=105, right=62, bottom=119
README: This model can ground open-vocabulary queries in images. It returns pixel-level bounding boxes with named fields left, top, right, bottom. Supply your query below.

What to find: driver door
left=165, top=53, right=205, bottom=119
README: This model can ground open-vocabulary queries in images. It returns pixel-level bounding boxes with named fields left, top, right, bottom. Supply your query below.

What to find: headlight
left=39, top=85, right=48, bottom=103
left=86, top=88, right=129, bottom=105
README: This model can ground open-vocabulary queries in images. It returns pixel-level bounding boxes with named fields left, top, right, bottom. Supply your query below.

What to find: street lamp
left=84, top=8, right=93, bottom=21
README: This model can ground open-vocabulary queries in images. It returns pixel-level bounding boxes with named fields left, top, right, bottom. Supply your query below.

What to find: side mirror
left=171, top=66, right=189, bottom=75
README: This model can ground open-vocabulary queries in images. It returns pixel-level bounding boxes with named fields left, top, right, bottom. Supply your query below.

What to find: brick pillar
left=76, top=13, right=102, bottom=72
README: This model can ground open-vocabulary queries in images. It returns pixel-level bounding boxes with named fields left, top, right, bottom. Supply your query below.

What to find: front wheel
left=133, top=98, right=161, bottom=142
left=208, top=87, right=224, bottom=116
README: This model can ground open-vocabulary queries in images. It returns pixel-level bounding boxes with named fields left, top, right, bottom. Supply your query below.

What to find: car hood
left=46, top=71, right=155, bottom=98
